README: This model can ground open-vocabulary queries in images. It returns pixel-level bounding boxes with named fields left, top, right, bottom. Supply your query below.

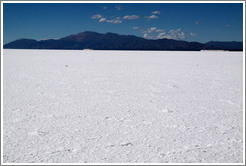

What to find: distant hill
left=3, top=31, right=243, bottom=51
left=205, top=41, right=243, bottom=51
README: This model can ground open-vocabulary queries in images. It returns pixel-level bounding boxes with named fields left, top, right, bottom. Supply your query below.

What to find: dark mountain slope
left=4, top=31, right=243, bottom=51
left=206, top=41, right=243, bottom=51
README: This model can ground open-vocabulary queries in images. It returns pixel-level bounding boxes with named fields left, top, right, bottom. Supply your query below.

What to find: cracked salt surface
left=3, top=49, right=243, bottom=163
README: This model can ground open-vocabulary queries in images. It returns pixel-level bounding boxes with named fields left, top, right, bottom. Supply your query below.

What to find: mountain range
left=3, top=31, right=243, bottom=51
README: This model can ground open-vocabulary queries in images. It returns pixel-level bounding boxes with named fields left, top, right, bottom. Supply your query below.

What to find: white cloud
left=139, top=27, right=185, bottom=40
left=99, top=18, right=107, bottom=22
left=123, top=15, right=139, bottom=20
left=140, top=27, right=165, bottom=39
left=107, top=18, right=122, bottom=24
left=142, top=27, right=164, bottom=33
left=152, top=11, right=160, bottom=14
left=226, top=24, right=231, bottom=27
left=98, top=17, right=122, bottom=24
left=135, top=26, right=185, bottom=40
left=156, top=32, right=167, bottom=39
left=150, top=27, right=157, bottom=31
left=92, top=14, right=122, bottom=24
left=91, top=14, right=103, bottom=19
left=99, top=17, right=122, bottom=24
left=145, top=15, right=158, bottom=19
left=162, top=29, right=185, bottom=40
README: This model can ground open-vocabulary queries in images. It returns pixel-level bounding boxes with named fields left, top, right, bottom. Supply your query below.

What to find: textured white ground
left=3, top=49, right=244, bottom=163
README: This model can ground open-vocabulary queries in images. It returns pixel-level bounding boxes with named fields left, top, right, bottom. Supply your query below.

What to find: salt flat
left=2, top=49, right=244, bottom=163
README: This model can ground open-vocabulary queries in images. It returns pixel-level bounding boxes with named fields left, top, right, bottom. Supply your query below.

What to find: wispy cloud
left=152, top=11, right=160, bottom=14
left=107, top=17, right=122, bottom=24
left=145, top=15, right=158, bottom=19
left=195, top=21, right=199, bottom=25
left=137, top=27, right=165, bottom=39
left=99, top=17, right=122, bottom=24
left=142, top=27, right=164, bottom=33
left=132, top=27, right=139, bottom=30
left=123, top=15, right=139, bottom=20
left=190, top=32, right=197, bottom=37
left=156, top=32, right=166, bottom=39
left=136, top=27, right=185, bottom=40
left=155, top=29, right=164, bottom=32
left=115, top=5, right=123, bottom=11
left=91, top=14, right=103, bottom=19
left=226, top=24, right=231, bottom=27
left=149, top=27, right=157, bottom=31
left=103, top=6, right=107, bottom=10
left=92, top=14, right=122, bottom=24
left=160, top=29, right=185, bottom=40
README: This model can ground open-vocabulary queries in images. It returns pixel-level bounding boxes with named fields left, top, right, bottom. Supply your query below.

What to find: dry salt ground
left=2, top=49, right=244, bottom=163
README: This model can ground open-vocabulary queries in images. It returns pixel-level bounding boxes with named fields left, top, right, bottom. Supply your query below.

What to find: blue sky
left=3, top=3, right=243, bottom=44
